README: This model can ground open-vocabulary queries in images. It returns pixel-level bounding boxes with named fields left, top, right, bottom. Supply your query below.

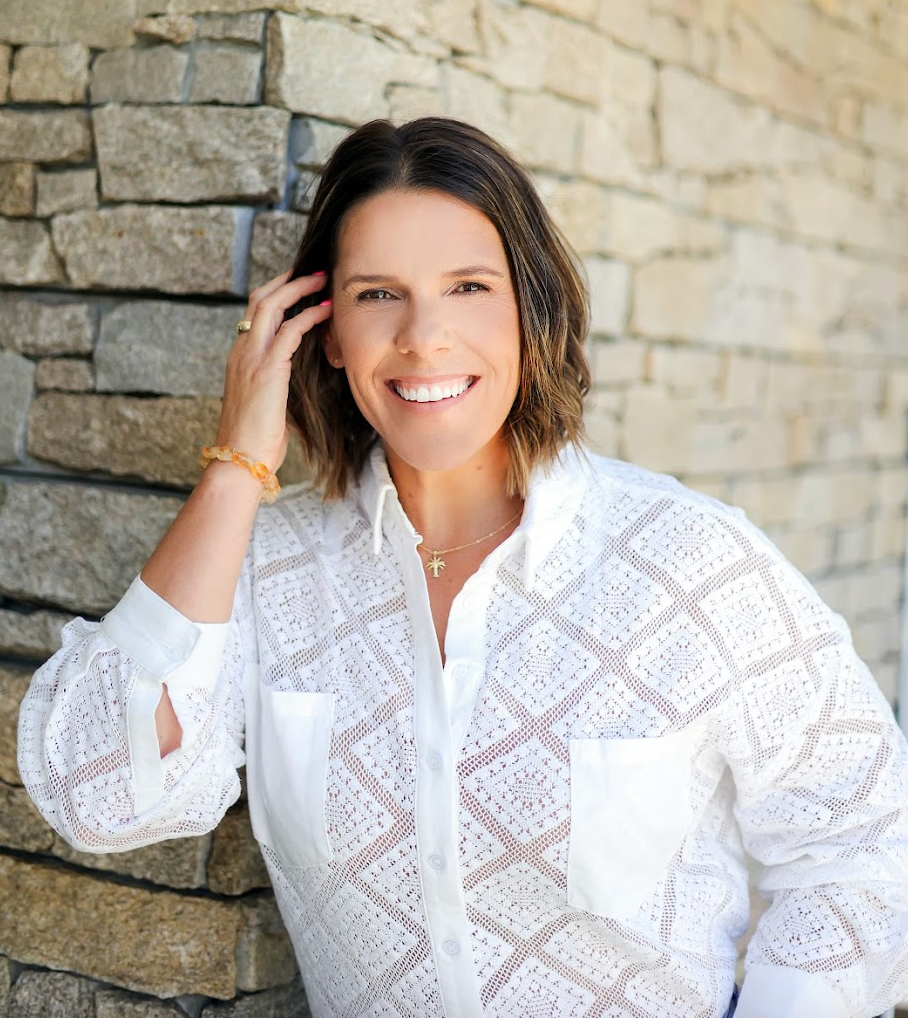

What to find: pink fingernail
left=319, top=299, right=332, bottom=306
left=312, top=270, right=327, bottom=276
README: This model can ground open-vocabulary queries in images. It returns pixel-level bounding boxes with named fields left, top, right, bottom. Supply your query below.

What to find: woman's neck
left=383, top=440, right=523, bottom=550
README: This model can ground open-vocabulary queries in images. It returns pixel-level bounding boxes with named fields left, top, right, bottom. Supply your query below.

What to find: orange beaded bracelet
left=199, top=446, right=281, bottom=504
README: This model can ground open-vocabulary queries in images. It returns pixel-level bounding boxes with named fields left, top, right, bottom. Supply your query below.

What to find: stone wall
left=2, top=0, right=908, bottom=1013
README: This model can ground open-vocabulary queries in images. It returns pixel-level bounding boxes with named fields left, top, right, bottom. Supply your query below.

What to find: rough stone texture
left=52, top=832, right=210, bottom=890
left=0, top=45, right=10, bottom=102
left=0, top=856, right=242, bottom=998
left=289, top=118, right=350, bottom=167
left=0, top=351, right=36, bottom=464
left=35, top=359, right=94, bottom=392
left=585, top=257, right=631, bottom=336
left=265, top=14, right=438, bottom=123
left=0, top=668, right=31, bottom=785
left=28, top=393, right=222, bottom=487
left=0, top=608, right=69, bottom=659
left=6, top=970, right=97, bottom=1018
left=0, top=110, right=92, bottom=164
left=0, top=222, right=62, bottom=287
left=0, top=954, right=10, bottom=1018
left=137, top=0, right=305, bottom=12
left=0, top=481, right=183, bottom=615
left=290, top=170, right=320, bottom=213
left=35, top=170, right=98, bottom=217
left=9, top=43, right=89, bottom=103
left=236, top=896, right=297, bottom=992
left=0, top=783, right=55, bottom=853
left=0, top=296, right=94, bottom=356
left=623, top=385, right=696, bottom=475
left=201, top=979, right=310, bottom=1018
left=197, top=12, right=265, bottom=42
left=0, top=164, right=35, bottom=217
left=208, top=801, right=270, bottom=895
left=1, top=0, right=138, bottom=47
left=95, top=990, right=187, bottom=1018
left=96, top=301, right=236, bottom=396
left=189, top=44, right=262, bottom=104
left=95, top=106, right=287, bottom=203
left=133, top=13, right=195, bottom=42
left=248, top=211, right=306, bottom=291
left=52, top=205, right=250, bottom=295
left=90, top=46, right=188, bottom=104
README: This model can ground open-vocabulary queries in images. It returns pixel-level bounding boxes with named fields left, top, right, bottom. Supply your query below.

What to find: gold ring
left=236, top=319, right=253, bottom=334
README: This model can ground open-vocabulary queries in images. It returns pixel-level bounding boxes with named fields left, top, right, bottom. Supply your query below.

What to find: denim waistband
left=722, top=985, right=740, bottom=1018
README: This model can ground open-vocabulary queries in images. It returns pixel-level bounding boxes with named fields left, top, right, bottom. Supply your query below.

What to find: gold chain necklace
left=418, top=508, right=522, bottom=578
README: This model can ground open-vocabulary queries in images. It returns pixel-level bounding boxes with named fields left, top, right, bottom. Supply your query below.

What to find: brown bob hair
left=285, top=116, right=591, bottom=500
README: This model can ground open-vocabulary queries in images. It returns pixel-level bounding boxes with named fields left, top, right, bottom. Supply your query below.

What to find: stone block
left=578, top=108, right=648, bottom=189
left=236, top=896, right=297, bottom=992
left=542, top=14, right=611, bottom=106
left=189, top=44, right=262, bottom=104
left=0, top=44, right=9, bottom=102
left=290, top=170, right=320, bottom=214
left=585, top=257, right=630, bottom=336
left=265, top=13, right=437, bottom=123
left=388, top=84, right=442, bottom=125
left=720, top=352, right=767, bottom=412
left=34, top=359, right=95, bottom=392
left=659, top=67, right=773, bottom=174
left=589, top=338, right=646, bottom=387
left=631, top=257, right=716, bottom=342
left=35, top=169, right=97, bottom=216
left=442, top=64, right=511, bottom=148
left=248, top=211, right=306, bottom=292
left=467, top=1, right=548, bottom=91
left=647, top=345, right=722, bottom=396
left=96, top=990, right=187, bottom=1018
left=289, top=118, right=351, bottom=168
left=863, top=102, right=908, bottom=163
left=0, top=351, right=36, bottom=464
left=597, top=191, right=724, bottom=263
left=425, top=0, right=481, bottom=53
left=10, top=43, right=90, bottom=103
left=0, top=782, right=55, bottom=852
left=708, top=176, right=787, bottom=230
left=622, top=385, right=694, bottom=475
left=0, top=110, right=91, bottom=164
left=0, top=667, right=31, bottom=785
left=201, top=980, right=310, bottom=1018
left=96, top=105, right=287, bottom=203
left=509, top=91, right=581, bottom=174
left=0, top=954, right=10, bottom=1018
left=295, top=0, right=427, bottom=40
left=91, top=46, right=188, bottom=104
left=0, top=856, right=242, bottom=998
left=96, top=300, right=236, bottom=397
left=7, top=970, right=97, bottom=1018
left=0, top=608, right=68, bottom=659
left=52, top=204, right=251, bottom=295
left=52, top=832, right=210, bottom=889
left=0, top=221, right=62, bottom=287
left=136, top=0, right=304, bottom=13
left=133, top=13, right=196, bottom=42
left=197, top=12, right=266, bottom=43
left=1, top=0, right=138, bottom=48
left=607, top=43, right=656, bottom=107
left=0, top=295, right=94, bottom=356
left=28, top=393, right=222, bottom=487
left=208, top=801, right=270, bottom=895
left=0, top=164, right=35, bottom=217
left=0, top=481, right=183, bottom=615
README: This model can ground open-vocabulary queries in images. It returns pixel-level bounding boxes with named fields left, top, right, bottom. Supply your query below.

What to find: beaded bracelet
left=199, top=446, right=281, bottom=504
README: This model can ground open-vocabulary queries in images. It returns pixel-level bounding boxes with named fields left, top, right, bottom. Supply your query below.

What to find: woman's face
left=324, top=188, right=521, bottom=480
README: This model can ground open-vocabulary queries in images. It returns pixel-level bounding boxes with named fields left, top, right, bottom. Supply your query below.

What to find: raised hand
left=215, top=269, right=333, bottom=472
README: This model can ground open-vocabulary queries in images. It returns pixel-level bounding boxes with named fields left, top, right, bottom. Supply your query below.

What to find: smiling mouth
left=391, top=377, right=475, bottom=403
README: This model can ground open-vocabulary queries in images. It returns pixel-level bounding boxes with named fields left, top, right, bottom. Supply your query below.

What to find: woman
left=18, top=118, right=908, bottom=1018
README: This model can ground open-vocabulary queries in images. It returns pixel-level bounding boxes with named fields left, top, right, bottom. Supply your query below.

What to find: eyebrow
left=341, top=265, right=506, bottom=289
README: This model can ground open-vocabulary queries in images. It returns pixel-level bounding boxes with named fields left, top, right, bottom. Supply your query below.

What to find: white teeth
left=394, top=378, right=473, bottom=403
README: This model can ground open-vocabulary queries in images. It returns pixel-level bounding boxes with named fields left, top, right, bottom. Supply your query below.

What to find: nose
left=394, top=296, right=452, bottom=357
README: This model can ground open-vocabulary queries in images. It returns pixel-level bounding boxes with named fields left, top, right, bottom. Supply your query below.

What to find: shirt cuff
left=100, top=576, right=231, bottom=813
left=736, top=963, right=850, bottom=1018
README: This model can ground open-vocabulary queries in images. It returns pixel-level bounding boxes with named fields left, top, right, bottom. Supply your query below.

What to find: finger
left=271, top=300, right=333, bottom=360
left=246, top=273, right=329, bottom=341
left=245, top=269, right=292, bottom=317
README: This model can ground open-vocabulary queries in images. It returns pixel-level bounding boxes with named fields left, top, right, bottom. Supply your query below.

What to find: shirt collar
left=357, top=443, right=593, bottom=589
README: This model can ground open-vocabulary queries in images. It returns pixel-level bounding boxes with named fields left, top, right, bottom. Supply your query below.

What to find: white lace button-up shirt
left=18, top=446, right=908, bottom=1018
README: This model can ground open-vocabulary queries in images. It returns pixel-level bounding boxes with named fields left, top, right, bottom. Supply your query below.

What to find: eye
left=454, top=281, right=489, bottom=294
left=358, top=288, right=396, bottom=301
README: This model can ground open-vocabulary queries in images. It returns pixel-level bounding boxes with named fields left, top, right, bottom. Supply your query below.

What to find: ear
left=322, top=324, right=344, bottom=369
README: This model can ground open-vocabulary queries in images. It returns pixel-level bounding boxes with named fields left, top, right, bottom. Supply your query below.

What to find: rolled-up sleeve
left=17, top=564, right=252, bottom=853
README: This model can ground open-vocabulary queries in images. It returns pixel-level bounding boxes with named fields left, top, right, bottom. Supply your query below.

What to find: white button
left=451, top=661, right=476, bottom=681
left=460, top=594, right=479, bottom=612
left=428, top=854, right=445, bottom=871
left=442, top=939, right=460, bottom=956
left=427, top=752, right=442, bottom=771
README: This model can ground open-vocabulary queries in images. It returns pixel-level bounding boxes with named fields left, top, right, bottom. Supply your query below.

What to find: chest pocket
left=243, top=665, right=335, bottom=870
left=567, top=723, right=704, bottom=919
